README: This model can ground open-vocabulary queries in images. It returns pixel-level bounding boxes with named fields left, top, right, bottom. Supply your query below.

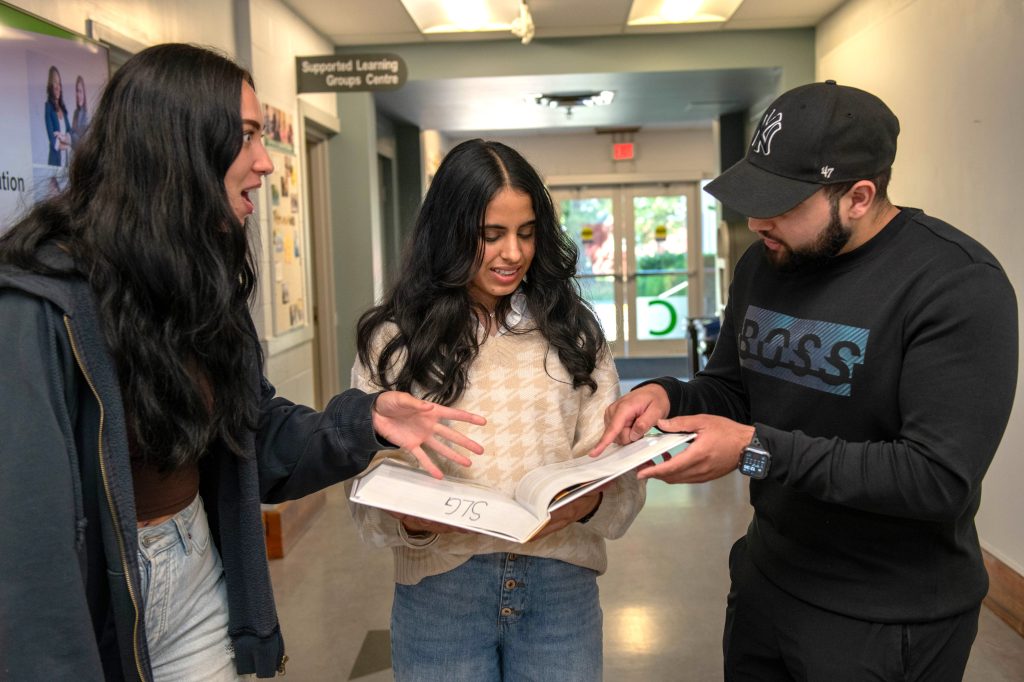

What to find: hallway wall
left=6, top=0, right=338, bottom=408
left=449, top=127, right=717, bottom=182
left=244, top=0, right=338, bottom=407
left=817, top=0, right=1024, bottom=572
left=9, top=0, right=235, bottom=54
left=331, top=30, right=816, bottom=389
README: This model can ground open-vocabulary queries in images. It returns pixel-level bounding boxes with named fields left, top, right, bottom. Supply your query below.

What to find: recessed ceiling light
left=627, top=0, right=744, bottom=26
left=401, top=0, right=518, bottom=34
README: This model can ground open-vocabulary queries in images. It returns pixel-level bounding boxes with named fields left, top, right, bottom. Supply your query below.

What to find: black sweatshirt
left=652, top=208, right=1017, bottom=622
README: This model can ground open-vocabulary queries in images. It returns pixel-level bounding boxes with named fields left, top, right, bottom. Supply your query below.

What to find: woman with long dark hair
left=43, top=65, right=71, bottom=166
left=0, top=44, right=483, bottom=681
left=350, top=139, right=646, bottom=680
left=70, top=74, right=89, bottom=147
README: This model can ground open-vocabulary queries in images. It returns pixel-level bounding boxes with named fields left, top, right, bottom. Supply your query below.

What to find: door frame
left=300, top=102, right=341, bottom=409
left=623, top=182, right=701, bottom=357
left=551, top=180, right=703, bottom=358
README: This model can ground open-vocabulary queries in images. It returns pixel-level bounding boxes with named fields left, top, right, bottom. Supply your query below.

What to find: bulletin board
left=267, top=148, right=308, bottom=336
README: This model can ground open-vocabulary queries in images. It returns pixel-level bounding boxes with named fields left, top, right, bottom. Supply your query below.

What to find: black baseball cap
left=705, top=80, right=900, bottom=219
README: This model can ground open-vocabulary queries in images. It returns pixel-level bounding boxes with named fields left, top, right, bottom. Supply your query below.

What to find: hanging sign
left=296, top=53, right=407, bottom=93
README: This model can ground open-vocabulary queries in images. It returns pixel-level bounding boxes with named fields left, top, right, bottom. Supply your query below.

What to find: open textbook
left=348, top=431, right=695, bottom=543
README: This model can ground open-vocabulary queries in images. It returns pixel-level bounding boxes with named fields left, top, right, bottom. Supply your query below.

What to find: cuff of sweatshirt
left=369, top=391, right=400, bottom=449
left=328, top=389, right=399, bottom=456
left=751, top=422, right=787, bottom=481
left=633, top=376, right=683, bottom=416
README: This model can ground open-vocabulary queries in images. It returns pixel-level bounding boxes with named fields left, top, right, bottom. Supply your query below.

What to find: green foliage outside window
left=637, top=252, right=686, bottom=297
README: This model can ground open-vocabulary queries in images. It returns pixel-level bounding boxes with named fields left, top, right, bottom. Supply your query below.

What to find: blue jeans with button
left=136, top=494, right=238, bottom=681
left=391, top=552, right=603, bottom=681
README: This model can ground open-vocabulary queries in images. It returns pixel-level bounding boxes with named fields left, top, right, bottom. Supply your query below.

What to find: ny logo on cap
left=752, top=109, right=783, bottom=156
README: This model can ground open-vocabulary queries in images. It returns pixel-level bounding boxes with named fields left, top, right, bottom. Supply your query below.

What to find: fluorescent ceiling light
left=627, top=0, right=744, bottom=25
left=401, top=0, right=520, bottom=34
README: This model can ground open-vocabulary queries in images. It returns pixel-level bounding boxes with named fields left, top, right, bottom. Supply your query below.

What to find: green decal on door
left=648, top=299, right=677, bottom=336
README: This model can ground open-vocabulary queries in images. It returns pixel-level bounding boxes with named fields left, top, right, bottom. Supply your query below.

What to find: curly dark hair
left=356, top=138, right=605, bottom=406
left=1, top=44, right=261, bottom=471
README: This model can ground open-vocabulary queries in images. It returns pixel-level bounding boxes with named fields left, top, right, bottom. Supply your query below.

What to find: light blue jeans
left=391, top=553, right=603, bottom=681
left=136, top=494, right=238, bottom=681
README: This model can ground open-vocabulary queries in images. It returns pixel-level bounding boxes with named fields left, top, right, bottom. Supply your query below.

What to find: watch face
left=740, top=450, right=770, bottom=479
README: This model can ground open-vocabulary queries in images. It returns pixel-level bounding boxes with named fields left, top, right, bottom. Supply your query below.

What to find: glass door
left=556, top=189, right=623, bottom=355
left=625, top=184, right=699, bottom=356
left=554, top=183, right=706, bottom=358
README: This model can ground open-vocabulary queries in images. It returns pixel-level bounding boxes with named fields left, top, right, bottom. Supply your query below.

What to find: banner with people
left=0, top=6, right=109, bottom=230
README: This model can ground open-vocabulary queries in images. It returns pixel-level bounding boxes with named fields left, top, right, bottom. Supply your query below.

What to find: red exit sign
left=612, top=142, right=635, bottom=161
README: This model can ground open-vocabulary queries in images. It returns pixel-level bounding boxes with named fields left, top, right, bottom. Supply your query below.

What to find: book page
left=348, top=459, right=545, bottom=542
left=513, top=432, right=695, bottom=517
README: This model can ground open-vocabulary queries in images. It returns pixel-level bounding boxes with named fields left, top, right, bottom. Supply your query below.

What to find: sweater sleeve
left=345, top=326, right=422, bottom=548
left=762, top=262, right=1018, bottom=521
left=0, top=291, right=106, bottom=680
left=571, top=347, right=648, bottom=539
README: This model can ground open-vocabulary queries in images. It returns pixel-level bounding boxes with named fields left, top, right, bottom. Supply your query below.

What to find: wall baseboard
left=262, top=490, right=326, bottom=559
left=983, top=549, right=1024, bottom=637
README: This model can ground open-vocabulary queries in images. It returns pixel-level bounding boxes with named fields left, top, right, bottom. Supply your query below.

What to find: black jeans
left=723, top=537, right=980, bottom=682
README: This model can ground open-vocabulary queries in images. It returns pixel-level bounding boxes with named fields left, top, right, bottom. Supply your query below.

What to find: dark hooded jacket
left=0, top=251, right=385, bottom=680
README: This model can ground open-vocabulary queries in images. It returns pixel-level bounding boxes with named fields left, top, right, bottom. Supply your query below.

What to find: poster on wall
left=267, top=149, right=308, bottom=336
left=0, top=7, right=109, bottom=231
left=262, top=103, right=294, bottom=152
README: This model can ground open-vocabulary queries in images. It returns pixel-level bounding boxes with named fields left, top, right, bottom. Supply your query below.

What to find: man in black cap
left=592, top=81, right=1018, bottom=679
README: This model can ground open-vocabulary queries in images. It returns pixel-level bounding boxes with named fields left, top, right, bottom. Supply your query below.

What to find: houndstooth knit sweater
left=347, top=317, right=647, bottom=586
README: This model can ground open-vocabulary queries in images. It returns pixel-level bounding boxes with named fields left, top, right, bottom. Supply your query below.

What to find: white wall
left=8, top=0, right=334, bottom=405
left=11, top=0, right=236, bottom=54
left=247, top=0, right=337, bottom=405
left=818, top=0, right=1024, bottom=573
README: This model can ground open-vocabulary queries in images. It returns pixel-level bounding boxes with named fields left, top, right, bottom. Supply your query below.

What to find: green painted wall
left=329, top=92, right=379, bottom=388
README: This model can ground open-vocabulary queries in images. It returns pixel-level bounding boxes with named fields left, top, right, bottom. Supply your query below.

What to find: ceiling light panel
left=401, top=0, right=520, bottom=34
left=627, top=0, right=744, bottom=25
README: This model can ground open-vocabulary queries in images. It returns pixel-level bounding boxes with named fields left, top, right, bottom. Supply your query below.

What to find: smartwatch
left=739, top=430, right=771, bottom=479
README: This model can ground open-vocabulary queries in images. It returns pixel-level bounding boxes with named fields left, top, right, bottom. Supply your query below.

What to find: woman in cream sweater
left=349, top=139, right=646, bottom=681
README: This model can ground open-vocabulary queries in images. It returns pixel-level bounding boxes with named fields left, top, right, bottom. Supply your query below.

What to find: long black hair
left=1, top=44, right=260, bottom=471
left=356, top=139, right=604, bottom=406
left=46, top=65, right=67, bottom=115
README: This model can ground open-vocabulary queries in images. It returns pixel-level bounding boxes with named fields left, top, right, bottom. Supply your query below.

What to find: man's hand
left=529, top=489, right=604, bottom=541
left=637, top=415, right=754, bottom=484
left=589, top=384, right=671, bottom=457
left=372, top=391, right=486, bottom=479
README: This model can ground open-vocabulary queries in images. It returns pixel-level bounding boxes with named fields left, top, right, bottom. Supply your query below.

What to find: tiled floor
left=270, top=448, right=1024, bottom=681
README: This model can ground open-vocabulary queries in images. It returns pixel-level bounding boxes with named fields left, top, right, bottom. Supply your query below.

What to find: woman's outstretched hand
left=372, top=391, right=486, bottom=479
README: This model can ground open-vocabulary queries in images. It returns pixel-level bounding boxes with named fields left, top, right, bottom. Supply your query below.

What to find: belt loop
left=173, top=514, right=193, bottom=555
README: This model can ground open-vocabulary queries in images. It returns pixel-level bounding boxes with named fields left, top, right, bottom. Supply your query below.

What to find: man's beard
left=765, top=197, right=852, bottom=273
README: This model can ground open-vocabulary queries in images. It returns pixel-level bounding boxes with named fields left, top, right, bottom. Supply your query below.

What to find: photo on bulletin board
left=267, top=148, right=308, bottom=336
left=0, top=5, right=109, bottom=230
left=262, top=103, right=294, bottom=152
